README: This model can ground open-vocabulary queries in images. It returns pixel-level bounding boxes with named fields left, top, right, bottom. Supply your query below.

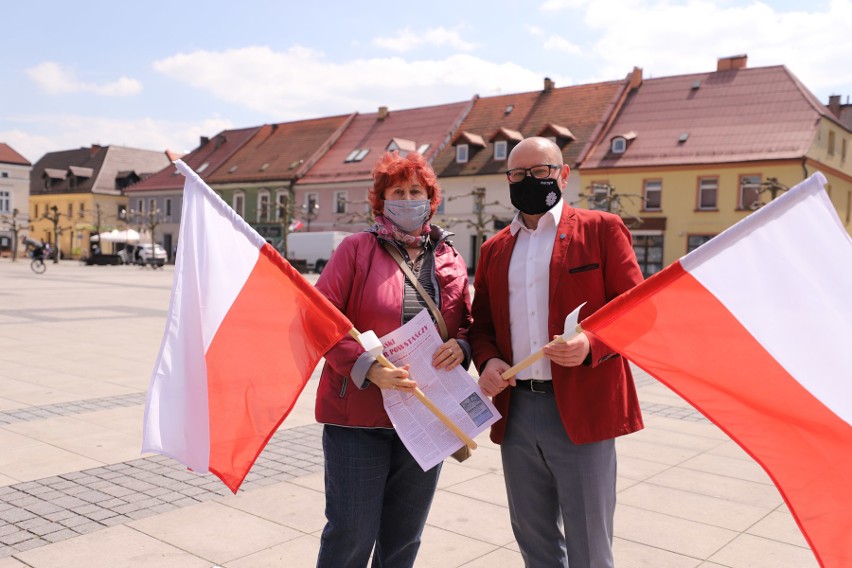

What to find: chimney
left=629, top=67, right=643, bottom=90
left=199, top=136, right=210, bottom=147
left=378, top=106, right=389, bottom=120
left=89, top=144, right=102, bottom=155
left=717, top=54, right=748, bottom=71
left=544, top=77, right=555, bottom=92
left=828, top=95, right=842, bottom=118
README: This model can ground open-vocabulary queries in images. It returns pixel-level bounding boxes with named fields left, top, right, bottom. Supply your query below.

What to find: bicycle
left=31, top=256, right=46, bottom=274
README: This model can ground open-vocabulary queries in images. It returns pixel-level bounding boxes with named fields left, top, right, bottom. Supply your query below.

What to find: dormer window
left=456, top=144, right=469, bottom=163
left=387, top=138, right=416, bottom=157
left=452, top=131, right=486, bottom=163
left=610, top=131, right=637, bottom=154
left=494, top=140, right=508, bottom=161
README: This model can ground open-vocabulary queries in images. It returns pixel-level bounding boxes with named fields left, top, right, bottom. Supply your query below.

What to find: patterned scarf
left=373, top=215, right=430, bottom=248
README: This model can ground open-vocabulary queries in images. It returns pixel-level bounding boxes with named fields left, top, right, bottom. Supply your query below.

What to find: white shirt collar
left=510, top=197, right=564, bottom=236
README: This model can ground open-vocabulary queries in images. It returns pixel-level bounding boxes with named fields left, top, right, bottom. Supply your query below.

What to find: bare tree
left=439, top=187, right=513, bottom=266
left=574, top=183, right=645, bottom=228
left=336, top=198, right=375, bottom=228
left=740, top=177, right=790, bottom=210
left=0, top=208, right=27, bottom=261
left=43, top=205, right=69, bottom=263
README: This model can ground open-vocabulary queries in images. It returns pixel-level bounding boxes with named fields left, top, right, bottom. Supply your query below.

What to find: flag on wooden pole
left=582, top=172, right=852, bottom=568
left=142, top=160, right=352, bottom=493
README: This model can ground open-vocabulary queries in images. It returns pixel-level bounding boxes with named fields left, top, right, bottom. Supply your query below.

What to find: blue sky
left=2, top=0, right=850, bottom=163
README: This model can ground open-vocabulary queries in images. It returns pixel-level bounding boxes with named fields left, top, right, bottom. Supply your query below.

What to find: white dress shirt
left=508, top=198, right=563, bottom=381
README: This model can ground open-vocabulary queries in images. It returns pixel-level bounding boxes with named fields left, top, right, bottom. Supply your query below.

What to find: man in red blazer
left=471, top=137, right=644, bottom=568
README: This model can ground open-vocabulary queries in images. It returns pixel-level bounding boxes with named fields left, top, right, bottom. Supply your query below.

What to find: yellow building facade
left=28, top=193, right=127, bottom=258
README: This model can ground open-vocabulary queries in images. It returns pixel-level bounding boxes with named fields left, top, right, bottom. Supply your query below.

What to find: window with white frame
left=643, top=180, right=661, bottom=210
left=456, top=144, right=469, bottom=163
left=165, top=198, right=172, bottom=217
left=136, top=199, right=144, bottom=215
left=739, top=175, right=761, bottom=210
left=0, top=191, right=9, bottom=214
left=611, top=137, right=627, bottom=154
left=233, top=192, right=245, bottom=217
left=149, top=198, right=157, bottom=214
left=335, top=191, right=348, bottom=214
left=67, top=203, right=73, bottom=218
left=494, top=141, right=508, bottom=161
left=828, top=131, right=836, bottom=156
left=258, top=191, right=270, bottom=223
left=79, top=202, right=85, bottom=218
left=698, top=177, right=718, bottom=210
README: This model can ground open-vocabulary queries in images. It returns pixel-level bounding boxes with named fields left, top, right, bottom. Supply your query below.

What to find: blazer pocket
left=568, top=263, right=600, bottom=274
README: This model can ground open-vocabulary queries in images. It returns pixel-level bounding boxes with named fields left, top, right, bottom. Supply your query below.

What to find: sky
left=2, top=0, right=850, bottom=164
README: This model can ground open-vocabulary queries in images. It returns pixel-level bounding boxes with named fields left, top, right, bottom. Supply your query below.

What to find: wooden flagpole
left=348, top=328, right=477, bottom=450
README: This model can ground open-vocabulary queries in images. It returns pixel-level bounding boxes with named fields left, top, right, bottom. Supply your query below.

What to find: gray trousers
left=501, top=388, right=616, bottom=568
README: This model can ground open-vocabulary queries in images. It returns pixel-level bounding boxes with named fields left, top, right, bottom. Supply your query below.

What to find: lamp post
left=302, top=195, right=319, bottom=232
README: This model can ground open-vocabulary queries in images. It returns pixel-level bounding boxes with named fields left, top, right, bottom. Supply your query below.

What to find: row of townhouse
left=16, top=54, right=852, bottom=276
left=126, top=55, right=852, bottom=277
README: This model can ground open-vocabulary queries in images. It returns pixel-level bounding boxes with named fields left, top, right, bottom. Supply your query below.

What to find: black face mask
left=509, top=176, right=562, bottom=215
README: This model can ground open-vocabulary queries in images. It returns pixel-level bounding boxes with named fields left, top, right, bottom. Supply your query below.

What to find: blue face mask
left=383, top=199, right=431, bottom=232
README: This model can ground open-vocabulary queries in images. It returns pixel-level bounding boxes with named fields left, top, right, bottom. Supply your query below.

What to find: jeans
left=316, top=425, right=442, bottom=568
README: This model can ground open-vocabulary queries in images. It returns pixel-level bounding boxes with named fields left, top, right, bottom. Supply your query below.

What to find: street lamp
left=302, top=196, right=319, bottom=232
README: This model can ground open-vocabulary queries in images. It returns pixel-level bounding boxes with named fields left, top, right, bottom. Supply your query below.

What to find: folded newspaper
left=379, top=309, right=500, bottom=470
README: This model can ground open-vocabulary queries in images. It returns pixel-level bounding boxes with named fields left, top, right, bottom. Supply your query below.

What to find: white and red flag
left=582, top=172, right=851, bottom=567
left=142, top=160, right=352, bottom=493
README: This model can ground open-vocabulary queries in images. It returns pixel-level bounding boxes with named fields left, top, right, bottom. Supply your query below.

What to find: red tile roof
left=0, top=143, right=31, bottom=166
left=581, top=65, right=834, bottom=169
left=430, top=79, right=627, bottom=177
left=298, top=101, right=472, bottom=185
left=127, top=126, right=261, bottom=193
left=207, top=114, right=355, bottom=184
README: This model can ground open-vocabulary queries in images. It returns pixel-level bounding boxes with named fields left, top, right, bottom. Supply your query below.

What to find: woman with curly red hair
left=314, top=150, right=472, bottom=567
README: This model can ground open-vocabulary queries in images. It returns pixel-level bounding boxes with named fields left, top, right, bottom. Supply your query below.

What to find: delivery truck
left=286, top=231, right=350, bottom=273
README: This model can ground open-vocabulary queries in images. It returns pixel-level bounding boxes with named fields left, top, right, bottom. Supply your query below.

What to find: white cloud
left=543, top=35, right=583, bottom=54
left=570, top=0, right=852, bottom=101
left=540, top=0, right=593, bottom=11
left=372, top=26, right=478, bottom=53
left=152, top=46, right=549, bottom=119
left=0, top=114, right=233, bottom=163
left=27, top=62, right=142, bottom=96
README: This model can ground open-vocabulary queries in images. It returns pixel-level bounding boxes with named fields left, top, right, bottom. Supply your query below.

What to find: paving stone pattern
left=0, top=381, right=702, bottom=558
left=0, top=422, right=324, bottom=558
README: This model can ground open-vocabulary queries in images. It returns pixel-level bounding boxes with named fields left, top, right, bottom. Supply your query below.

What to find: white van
left=285, top=231, right=349, bottom=273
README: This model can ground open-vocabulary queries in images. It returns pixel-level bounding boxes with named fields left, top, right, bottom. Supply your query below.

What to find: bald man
left=470, top=137, right=644, bottom=567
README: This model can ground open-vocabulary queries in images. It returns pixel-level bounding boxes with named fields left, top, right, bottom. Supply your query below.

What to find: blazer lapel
left=549, top=205, right=577, bottom=306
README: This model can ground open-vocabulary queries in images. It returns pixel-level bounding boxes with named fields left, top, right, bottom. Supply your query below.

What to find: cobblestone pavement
left=0, top=385, right=705, bottom=558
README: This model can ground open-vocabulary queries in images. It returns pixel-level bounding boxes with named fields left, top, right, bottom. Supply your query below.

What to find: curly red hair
left=369, top=151, right=442, bottom=219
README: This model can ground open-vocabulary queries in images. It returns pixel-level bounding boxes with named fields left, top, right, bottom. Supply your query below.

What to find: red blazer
left=471, top=205, right=645, bottom=445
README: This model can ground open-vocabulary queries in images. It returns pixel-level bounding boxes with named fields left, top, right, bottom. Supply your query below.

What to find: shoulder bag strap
left=381, top=241, right=449, bottom=341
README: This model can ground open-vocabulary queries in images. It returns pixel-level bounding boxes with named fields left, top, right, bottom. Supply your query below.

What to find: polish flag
left=142, top=160, right=352, bottom=493
left=583, top=172, right=851, bottom=568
